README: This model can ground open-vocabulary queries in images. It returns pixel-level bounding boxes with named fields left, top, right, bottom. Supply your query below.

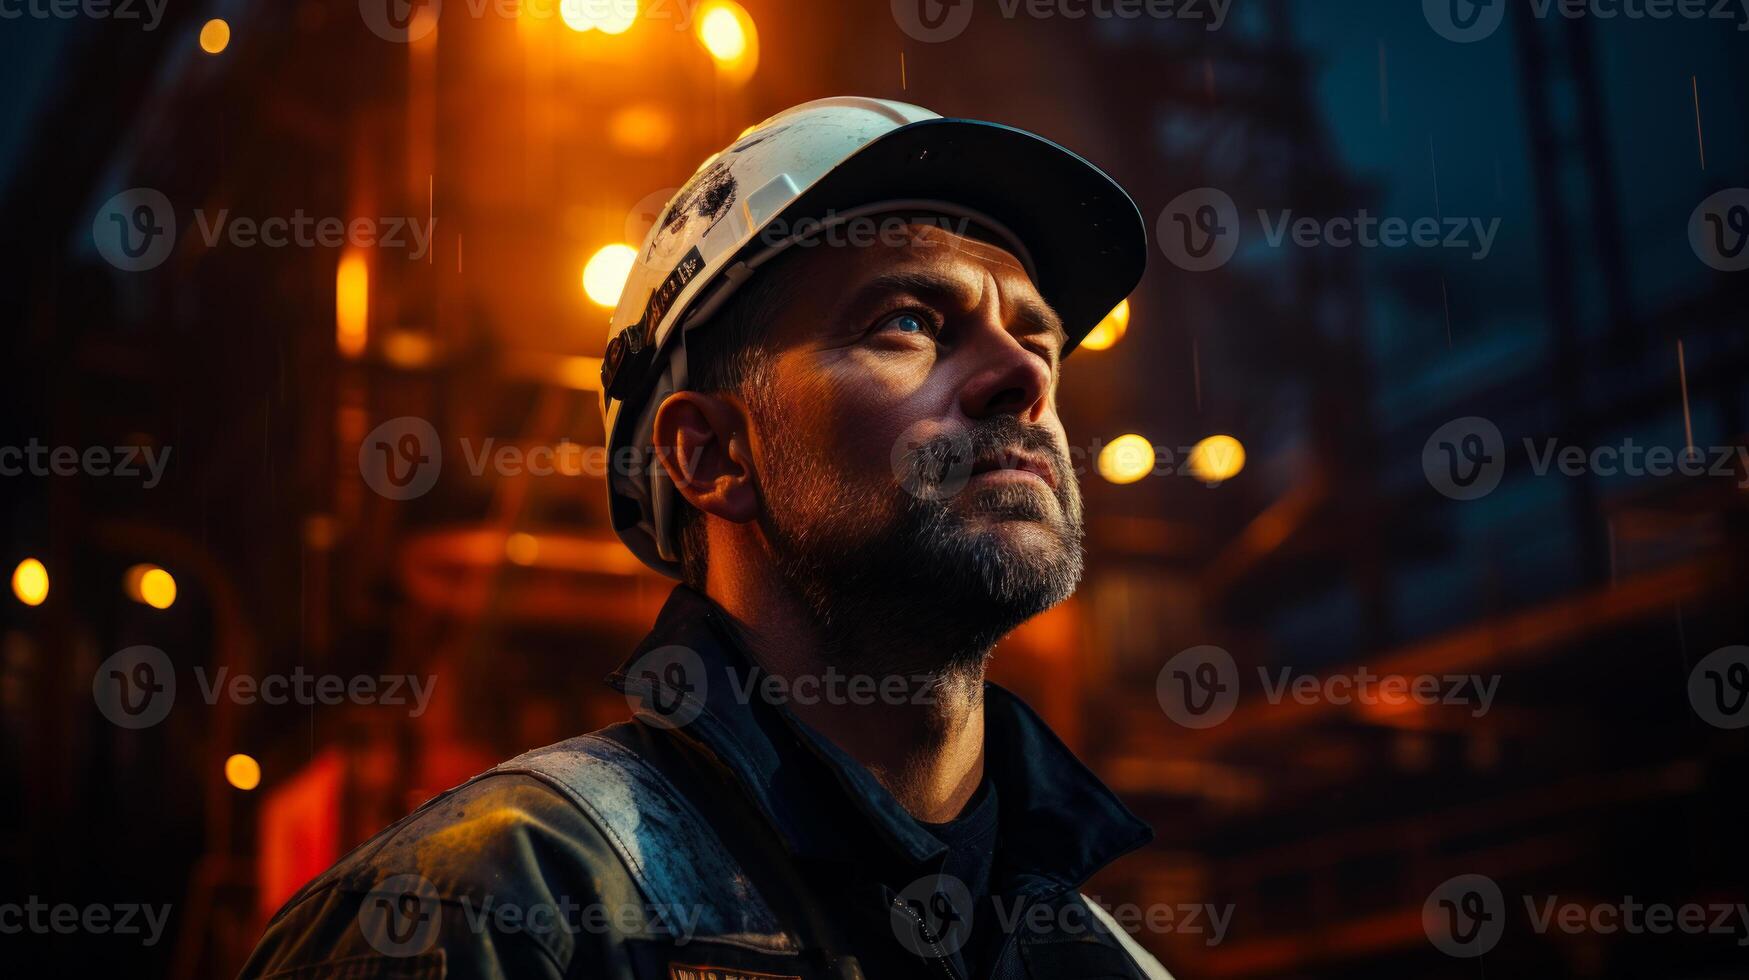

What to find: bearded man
left=243, top=97, right=1170, bottom=980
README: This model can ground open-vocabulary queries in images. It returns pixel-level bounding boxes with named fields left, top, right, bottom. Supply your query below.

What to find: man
left=242, top=97, right=1169, bottom=979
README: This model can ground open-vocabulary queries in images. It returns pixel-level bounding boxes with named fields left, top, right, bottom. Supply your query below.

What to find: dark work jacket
left=240, top=586, right=1171, bottom=980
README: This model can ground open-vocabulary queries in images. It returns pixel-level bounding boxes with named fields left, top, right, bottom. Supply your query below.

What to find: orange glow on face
left=336, top=251, right=368, bottom=358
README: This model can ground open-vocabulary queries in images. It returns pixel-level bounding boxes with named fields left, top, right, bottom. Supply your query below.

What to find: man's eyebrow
left=844, top=270, right=1067, bottom=344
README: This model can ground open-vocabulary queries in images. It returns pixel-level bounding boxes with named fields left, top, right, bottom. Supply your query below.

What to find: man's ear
left=651, top=390, right=760, bottom=524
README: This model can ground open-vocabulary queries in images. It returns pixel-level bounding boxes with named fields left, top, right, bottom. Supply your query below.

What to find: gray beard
left=755, top=412, right=1084, bottom=680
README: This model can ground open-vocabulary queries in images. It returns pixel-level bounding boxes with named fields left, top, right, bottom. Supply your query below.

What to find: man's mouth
left=969, top=447, right=1057, bottom=489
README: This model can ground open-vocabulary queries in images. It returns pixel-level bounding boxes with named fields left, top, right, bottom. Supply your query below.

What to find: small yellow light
left=199, top=18, right=230, bottom=55
left=561, top=0, right=638, bottom=34
left=124, top=564, right=178, bottom=609
left=1098, top=434, right=1156, bottom=485
left=11, top=558, right=49, bottom=607
left=1080, top=298, right=1130, bottom=351
left=696, top=1, right=757, bottom=83
left=336, top=250, right=369, bottom=358
left=224, top=753, right=261, bottom=791
left=1188, top=434, right=1246, bottom=484
left=583, top=243, right=638, bottom=308
left=505, top=532, right=540, bottom=566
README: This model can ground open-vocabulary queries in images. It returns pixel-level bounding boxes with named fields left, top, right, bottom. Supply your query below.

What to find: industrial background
left=2, top=0, right=1746, bottom=976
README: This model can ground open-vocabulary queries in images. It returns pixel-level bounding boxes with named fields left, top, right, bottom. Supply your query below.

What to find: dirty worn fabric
left=240, top=585, right=1169, bottom=979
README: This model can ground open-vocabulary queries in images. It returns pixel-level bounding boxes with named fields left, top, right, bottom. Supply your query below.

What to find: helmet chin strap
left=639, top=199, right=1039, bottom=564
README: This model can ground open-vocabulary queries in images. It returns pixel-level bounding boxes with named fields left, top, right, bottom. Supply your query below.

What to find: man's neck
left=705, top=558, right=988, bottom=823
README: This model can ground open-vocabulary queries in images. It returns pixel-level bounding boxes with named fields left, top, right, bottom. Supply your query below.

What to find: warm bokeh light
left=225, top=753, right=262, bottom=791
left=124, top=564, right=178, bottom=609
left=583, top=244, right=638, bottom=307
left=11, top=558, right=48, bottom=607
left=1098, top=434, right=1156, bottom=485
left=561, top=0, right=637, bottom=34
left=1188, top=434, right=1247, bottom=483
left=1080, top=298, right=1131, bottom=351
left=199, top=19, right=230, bottom=55
left=335, top=250, right=368, bottom=358
left=608, top=104, right=676, bottom=155
left=505, top=532, right=540, bottom=566
left=696, top=1, right=758, bottom=83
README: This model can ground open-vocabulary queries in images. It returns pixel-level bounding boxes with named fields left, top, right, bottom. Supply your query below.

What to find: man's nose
left=956, top=323, right=1052, bottom=423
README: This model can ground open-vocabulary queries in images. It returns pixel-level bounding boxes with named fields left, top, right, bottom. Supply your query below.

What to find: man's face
left=744, top=221, right=1084, bottom=665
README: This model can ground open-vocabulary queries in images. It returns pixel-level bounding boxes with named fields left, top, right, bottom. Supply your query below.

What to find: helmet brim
left=758, top=116, right=1148, bottom=354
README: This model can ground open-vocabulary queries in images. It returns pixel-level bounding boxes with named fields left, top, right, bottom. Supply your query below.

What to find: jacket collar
left=606, top=585, right=1154, bottom=897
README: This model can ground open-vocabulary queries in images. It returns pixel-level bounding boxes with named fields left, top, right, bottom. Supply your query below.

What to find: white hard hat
left=600, top=96, right=1147, bottom=578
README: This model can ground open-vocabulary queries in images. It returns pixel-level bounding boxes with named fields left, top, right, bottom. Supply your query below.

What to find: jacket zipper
left=890, top=895, right=964, bottom=980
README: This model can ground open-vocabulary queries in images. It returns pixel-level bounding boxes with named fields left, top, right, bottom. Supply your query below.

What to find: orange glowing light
left=199, top=19, right=230, bottom=55
left=336, top=251, right=368, bottom=358
left=124, top=564, right=178, bottom=609
left=11, top=558, right=48, bottom=607
left=505, top=532, right=540, bottom=566
left=561, top=0, right=637, bottom=34
left=225, top=753, right=262, bottom=791
left=1187, top=434, right=1246, bottom=484
left=583, top=244, right=638, bottom=307
left=696, top=1, right=757, bottom=84
left=608, top=104, right=676, bottom=155
left=1080, top=298, right=1130, bottom=351
left=1098, top=434, right=1156, bottom=485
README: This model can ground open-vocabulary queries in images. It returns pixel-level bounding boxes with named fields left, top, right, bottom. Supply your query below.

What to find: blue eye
left=885, top=312, right=929, bottom=335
